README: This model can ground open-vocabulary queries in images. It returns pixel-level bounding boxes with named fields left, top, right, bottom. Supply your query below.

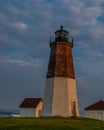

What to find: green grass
left=0, top=117, right=104, bottom=130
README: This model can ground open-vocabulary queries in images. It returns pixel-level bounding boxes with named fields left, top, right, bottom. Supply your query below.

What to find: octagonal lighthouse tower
left=41, top=26, right=80, bottom=117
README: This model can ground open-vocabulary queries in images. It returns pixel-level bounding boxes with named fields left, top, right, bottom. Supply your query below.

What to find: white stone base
left=85, top=110, right=104, bottom=121
left=41, top=77, right=80, bottom=117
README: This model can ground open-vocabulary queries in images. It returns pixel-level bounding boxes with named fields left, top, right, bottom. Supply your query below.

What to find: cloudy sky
left=0, top=0, right=104, bottom=112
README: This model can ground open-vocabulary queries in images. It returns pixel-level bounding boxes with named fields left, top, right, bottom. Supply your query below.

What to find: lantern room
left=55, top=26, right=69, bottom=42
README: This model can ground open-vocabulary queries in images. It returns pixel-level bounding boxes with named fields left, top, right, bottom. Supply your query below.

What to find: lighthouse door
left=71, top=101, right=76, bottom=116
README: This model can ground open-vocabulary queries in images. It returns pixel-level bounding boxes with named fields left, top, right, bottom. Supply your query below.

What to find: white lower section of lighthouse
left=41, top=77, right=79, bottom=117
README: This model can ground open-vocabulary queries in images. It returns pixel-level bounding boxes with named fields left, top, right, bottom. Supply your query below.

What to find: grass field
left=0, top=117, right=104, bottom=130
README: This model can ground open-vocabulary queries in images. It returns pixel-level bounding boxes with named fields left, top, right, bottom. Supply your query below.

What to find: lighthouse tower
left=41, top=26, right=80, bottom=117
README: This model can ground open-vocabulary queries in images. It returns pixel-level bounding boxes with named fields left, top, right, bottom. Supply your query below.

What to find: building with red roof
left=19, top=98, right=43, bottom=117
left=84, top=100, right=104, bottom=121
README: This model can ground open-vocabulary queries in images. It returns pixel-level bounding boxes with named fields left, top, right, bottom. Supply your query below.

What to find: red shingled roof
left=19, top=98, right=42, bottom=108
left=84, top=100, right=104, bottom=110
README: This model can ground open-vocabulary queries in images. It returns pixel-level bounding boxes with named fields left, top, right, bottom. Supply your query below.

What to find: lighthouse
left=41, top=26, right=80, bottom=117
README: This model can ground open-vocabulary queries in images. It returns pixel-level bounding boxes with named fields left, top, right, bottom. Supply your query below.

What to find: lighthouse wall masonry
left=41, top=27, right=80, bottom=117
left=41, top=77, right=79, bottom=117
left=47, top=42, right=75, bottom=79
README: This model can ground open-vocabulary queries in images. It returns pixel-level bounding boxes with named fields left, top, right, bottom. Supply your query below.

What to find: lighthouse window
left=56, top=31, right=68, bottom=37
left=56, top=32, right=60, bottom=37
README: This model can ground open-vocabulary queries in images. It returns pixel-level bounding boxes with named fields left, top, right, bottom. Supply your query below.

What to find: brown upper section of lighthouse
left=47, top=26, right=75, bottom=79
left=47, top=42, right=75, bottom=79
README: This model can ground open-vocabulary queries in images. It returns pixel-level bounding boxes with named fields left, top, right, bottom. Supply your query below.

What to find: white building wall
left=20, top=108, right=35, bottom=117
left=41, top=78, right=54, bottom=116
left=51, top=77, right=69, bottom=116
left=35, top=101, right=43, bottom=117
left=86, top=110, right=104, bottom=121
left=67, top=78, right=79, bottom=116
left=41, top=77, right=79, bottom=117
left=20, top=101, right=43, bottom=117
